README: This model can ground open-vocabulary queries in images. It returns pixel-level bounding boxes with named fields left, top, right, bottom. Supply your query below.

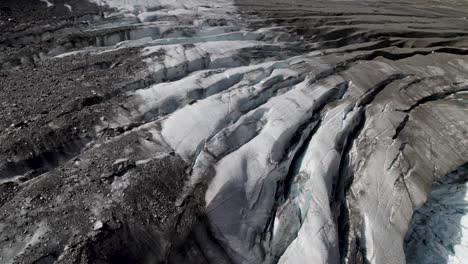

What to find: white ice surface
left=40, top=0, right=53, bottom=8
left=87, top=0, right=237, bottom=14
left=64, top=4, right=72, bottom=12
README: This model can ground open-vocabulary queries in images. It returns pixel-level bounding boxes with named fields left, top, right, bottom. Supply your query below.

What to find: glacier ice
left=1, top=0, right=468, bottom=263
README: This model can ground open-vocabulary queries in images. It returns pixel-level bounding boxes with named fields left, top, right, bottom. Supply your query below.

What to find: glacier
left=0, top=0, right=468, bottom=263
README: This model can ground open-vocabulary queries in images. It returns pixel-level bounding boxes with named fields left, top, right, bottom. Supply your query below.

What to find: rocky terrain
left=0, top=0, right=467, bottom=263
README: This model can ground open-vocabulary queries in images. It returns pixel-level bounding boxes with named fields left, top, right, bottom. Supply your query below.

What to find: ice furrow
left=160, top=66, right=306, bottom=161
left=125, top=61, right=289, bottom=122
left=393, top=86, right=468, bottom=140
left=197, top=76, right=350, bottom=264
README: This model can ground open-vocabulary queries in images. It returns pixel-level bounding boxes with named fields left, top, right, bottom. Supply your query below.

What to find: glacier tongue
left=106, top=0, right=468, bottom=263
left=2, top=0, right=468, bottom=263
